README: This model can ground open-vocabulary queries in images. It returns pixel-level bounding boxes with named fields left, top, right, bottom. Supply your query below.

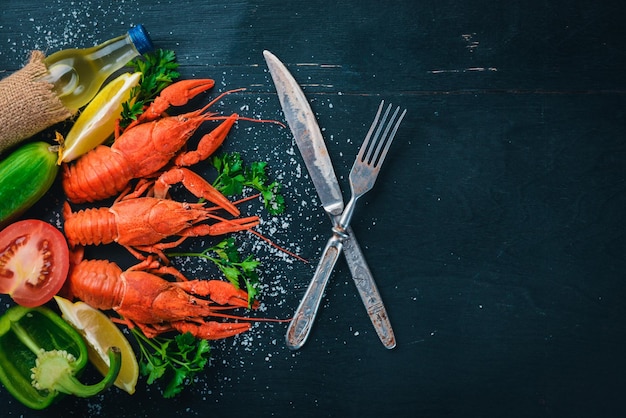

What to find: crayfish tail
left=62, top=145, right=133, bottom=203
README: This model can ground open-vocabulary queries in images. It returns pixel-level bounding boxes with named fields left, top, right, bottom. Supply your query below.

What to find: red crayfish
left=63, top=194, right=259, bottom=261
left=62, top=79, right=250, bottom=205
left=64, top=253, right=263, bottom=340
left=60, top=78, right=291, bottom=341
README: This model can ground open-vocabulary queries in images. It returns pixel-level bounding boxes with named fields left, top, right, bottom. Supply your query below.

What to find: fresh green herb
left=120, top=101, right=145, bottom=127
left=131, top=329, right=210, bottom=398
left=168, top=237, right=260, bottom=307
left=120, top=49, right=180, bottom=128
left=211, top=152, right=285, bottom=215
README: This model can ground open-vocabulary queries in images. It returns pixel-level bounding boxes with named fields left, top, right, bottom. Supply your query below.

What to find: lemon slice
left=54, top=296, right=139, bottom=394
left=58, top=71, right=142, bottom=163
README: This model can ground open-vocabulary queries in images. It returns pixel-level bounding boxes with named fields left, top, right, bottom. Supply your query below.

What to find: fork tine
left=371, top=104, right=398, bottom=166
left=356, top=100, right=406, bottom=169
left=373, top=106, right=406, bottom=167
left=366, top=102, right=393, bottom=164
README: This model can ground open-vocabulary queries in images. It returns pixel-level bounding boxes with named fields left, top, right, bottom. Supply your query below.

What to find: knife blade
left=263, top=50, right=396, bottom=350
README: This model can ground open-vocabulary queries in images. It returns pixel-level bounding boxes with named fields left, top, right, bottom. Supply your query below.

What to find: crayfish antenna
left=192, top=87, right=285, bottom=128
left=247, top=229, right=308, bottom=264
left=235, top=115, right=286, bottom=129
left=188, top=309, right=292, bottom=324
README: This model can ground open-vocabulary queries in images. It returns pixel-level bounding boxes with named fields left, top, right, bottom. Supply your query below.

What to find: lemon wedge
left=58, top=71, right=141, bottom=164
left=54, top=296, right=139, bottom=394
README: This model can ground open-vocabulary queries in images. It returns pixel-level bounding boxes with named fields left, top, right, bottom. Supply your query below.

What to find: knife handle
left=342, top=227, right=396, bottom=349
left=286, top=235, right=343, bottom=350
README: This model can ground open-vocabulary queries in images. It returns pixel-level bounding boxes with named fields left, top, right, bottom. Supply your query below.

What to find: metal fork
left=286, top=100, right=407, bottom=350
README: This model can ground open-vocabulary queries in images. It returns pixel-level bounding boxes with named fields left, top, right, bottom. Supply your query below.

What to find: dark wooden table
left=1, top=1, right=625, bottom=417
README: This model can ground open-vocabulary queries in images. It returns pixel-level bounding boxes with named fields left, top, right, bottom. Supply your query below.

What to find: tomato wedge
left=0, top=220, right=70, bottom=307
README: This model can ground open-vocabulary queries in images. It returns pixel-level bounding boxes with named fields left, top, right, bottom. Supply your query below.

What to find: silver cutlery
left=286, top=100, right=406, bottom=350
left=264, top=50, right=397, bottom=349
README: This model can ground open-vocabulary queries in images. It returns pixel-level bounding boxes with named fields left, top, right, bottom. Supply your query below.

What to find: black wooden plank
left=0, top=1, right=625, bottom=417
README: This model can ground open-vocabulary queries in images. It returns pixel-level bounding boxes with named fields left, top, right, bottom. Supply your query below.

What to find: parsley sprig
left=211, top=152, right=285, bottom=215
left=131, top=329, right=210, bottom=398
left=168, top=237, right=260, bottom=306
left=120, top=49, right=180, bottom=128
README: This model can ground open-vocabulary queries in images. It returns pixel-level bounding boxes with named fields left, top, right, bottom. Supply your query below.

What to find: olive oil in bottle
left=41, top=25, right=153, bottom=111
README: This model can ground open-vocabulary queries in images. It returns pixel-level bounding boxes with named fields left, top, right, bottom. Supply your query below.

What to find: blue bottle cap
left=128, top=24, right=154, bottom=55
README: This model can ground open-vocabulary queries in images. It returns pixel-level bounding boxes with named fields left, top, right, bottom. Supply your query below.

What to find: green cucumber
left=0, top=142, right=58, bottom=227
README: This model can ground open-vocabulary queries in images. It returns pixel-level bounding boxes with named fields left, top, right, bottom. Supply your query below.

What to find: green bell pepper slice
left=0, top=305, right=121, bottom=410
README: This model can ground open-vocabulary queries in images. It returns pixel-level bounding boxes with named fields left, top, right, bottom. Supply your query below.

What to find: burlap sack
left=0, top=50, right=74, bottom=155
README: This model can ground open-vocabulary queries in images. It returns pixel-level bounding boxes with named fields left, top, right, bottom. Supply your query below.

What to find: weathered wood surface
left=0, top=1, right=624, bottom=417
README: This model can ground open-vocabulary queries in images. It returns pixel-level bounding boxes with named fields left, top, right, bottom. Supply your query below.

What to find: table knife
left=263, top=50, right=396, bottom=350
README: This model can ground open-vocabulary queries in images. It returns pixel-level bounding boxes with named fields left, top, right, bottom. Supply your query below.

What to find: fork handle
left=286, top=234, right=343, bottom=350
left=342, top=230, right=396, bottom=349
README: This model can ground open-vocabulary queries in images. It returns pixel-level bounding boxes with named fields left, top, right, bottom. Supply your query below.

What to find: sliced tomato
left=0, top=219, right=70, bottom=307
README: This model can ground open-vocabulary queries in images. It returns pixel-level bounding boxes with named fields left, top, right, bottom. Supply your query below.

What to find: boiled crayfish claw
left=127, top=79, right=216, bottom=128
